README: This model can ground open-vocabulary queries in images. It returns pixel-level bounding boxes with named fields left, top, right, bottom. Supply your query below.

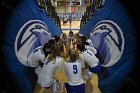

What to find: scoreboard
left=57, top=1, right=81, bottom=6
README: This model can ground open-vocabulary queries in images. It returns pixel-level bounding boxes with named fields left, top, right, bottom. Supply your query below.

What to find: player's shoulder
left=76, top=59, right=81, bottom=63
left=86, top=39, right=92, bottom=42
left=82, top=49, right=89, bottom=54
left=85, top=45, right=90, bottom=48
left=64, top=61, right=69, bottom=67
left=64, top=61, right=68, bottom=65
left=79, top=52, right=84, bottom=57
left=65, top=60, right=73, bottom=65
left=86, top=49, right=93, bottom=53
left=35, top=46, right=43, bottom=50
left=76, top=60, right=82, bottom=65
left=33, top=46, right=43, bottom=53
left=56, top=56, right=64, bottom=63
left=57, top=56, right=64, bottom=61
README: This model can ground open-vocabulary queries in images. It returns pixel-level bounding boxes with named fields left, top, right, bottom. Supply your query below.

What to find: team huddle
left=27, top=31, right=101, bottom=93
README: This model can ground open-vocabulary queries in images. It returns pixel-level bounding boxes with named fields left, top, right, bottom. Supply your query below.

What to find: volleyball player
left=64, top=49, right=85, bottom=93
left=80, top=35, right=93, bottom=47
left=34, top=44, right=65, bottom=93
left=77, top=43, right=101, bottom=79
left=79, top=35, right=97, bottom=54
left=27, top=43, right=52, bottom=76
left=61, top=33, right=70, bottom=50
left=72, top=33, right=80, bottom=49
left=68, top=30, right=75, bottom=43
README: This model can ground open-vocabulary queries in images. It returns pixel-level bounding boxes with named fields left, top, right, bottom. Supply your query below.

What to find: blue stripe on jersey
left=45, top=60, right=49, bottom=65
left=33, top=49, right=39, bottom=53
left=89, top=63, right=101, bottom=73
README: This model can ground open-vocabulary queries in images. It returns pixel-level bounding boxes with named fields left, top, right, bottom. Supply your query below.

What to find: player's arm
left=79, top=54, right=86, bottom=69
left=89, top=63, right=101, bottom=74
left=79, top=55, right=88, bottom=77
left=38, top=49, right=45, bottom=63
left=87, top=39, right=94, bottom=47
left=27, top=54, right=39, bottom=67
left=37, top=50, right=46, bottom=67
left=64, top=63, right=68, bottom=76
left=86, top=46, right=97, bottom=54
left=57, top=58, right=65, bottom=84
left=89, top=56, right=101, bottom=74
left=78, top=60, right=90, bottom=80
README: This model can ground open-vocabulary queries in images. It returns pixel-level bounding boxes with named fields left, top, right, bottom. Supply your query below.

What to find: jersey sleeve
left=77, top=60, right=82, bottom=69
left=84, top=50, right=99, bottom=68
left=37, top=49, right=45, bottom=63
left=27, top=54, right=39, bottom=67
left=90, top=57, right=99, bottom=67
left=87, top=39, right=93, bottom=47
left=86, top=46, right=97, bottom=54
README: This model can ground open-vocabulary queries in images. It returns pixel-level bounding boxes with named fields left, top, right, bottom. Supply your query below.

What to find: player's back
left=27, top=46, right=45, bottom=67
left=64, top=60, right=84, bottom=86
left=37, top=56, right=63, bottom=87
left=39, top=56, right=63, bottom=77
left=80, top=49, right=99, bottom=68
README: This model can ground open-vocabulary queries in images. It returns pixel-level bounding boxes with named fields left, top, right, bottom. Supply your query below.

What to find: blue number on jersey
left=73, top=65, right=78, bottom=74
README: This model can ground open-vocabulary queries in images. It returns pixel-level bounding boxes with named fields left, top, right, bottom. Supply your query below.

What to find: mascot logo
left=90, top=20, right=124, bottom=67
left=15, top=20, right=52, bottom=66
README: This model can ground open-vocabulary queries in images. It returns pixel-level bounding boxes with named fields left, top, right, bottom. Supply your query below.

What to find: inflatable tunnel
left=4, top=0, right=61, bottom=93
left=79, top=0, right=137, bottom=93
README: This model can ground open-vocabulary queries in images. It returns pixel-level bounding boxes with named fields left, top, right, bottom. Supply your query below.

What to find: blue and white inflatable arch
left=90, top=20, right=124, bottom=67
left=15, top=20, right=52, bottom=66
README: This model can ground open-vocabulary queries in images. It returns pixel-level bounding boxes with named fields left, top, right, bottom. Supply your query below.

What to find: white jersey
left=64, top=60, right=84, bottom=86
left=27, top=46, right=45, bottom=67
left=86, top=39, right=93, bottom=47
left=85, top=45, right=97, bottom=54
left=38, top=56, right=64, bottom=88
left=79, top=49, right=99, bottom=68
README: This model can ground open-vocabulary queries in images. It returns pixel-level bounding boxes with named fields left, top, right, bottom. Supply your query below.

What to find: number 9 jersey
left=64, top=60, right=84, bottom=86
